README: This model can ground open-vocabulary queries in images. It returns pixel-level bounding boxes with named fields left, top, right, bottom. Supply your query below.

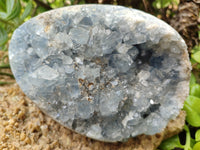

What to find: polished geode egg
left=9, top=5, right=191, bottom=142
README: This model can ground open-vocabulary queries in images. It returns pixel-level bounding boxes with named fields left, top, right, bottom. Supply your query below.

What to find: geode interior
left=9, top=5, right=191, bottom=142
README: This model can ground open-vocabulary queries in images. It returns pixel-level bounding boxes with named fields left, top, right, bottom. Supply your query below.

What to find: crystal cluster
left=9, top=5, right=191, bottom=142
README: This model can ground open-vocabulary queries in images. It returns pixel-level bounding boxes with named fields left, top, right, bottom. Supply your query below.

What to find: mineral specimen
left=9, top=5, right=191, bottom=142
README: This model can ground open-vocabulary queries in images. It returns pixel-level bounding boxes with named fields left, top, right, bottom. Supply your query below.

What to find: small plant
left=0, top=0, right=32, bottom=50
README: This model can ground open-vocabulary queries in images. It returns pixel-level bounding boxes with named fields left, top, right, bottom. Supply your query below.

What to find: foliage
left=153, top=0, right=179, bottom=9
left=0, top=0, right=32, bottom=48
left=0, top=0, right=200, bottom=149
left=191, top=45, right=200, bottom=70
left=158, top=135, right=184, bottom=150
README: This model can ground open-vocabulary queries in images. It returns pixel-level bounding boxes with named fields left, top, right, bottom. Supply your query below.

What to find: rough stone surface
left=9, top=5, right=191, bottom=142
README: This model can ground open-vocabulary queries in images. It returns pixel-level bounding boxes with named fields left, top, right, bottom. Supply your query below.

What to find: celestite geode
left=9, top=5, right=191, bottom=142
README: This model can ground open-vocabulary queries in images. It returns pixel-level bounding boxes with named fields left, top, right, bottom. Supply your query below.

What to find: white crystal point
left=9, top=4, right=191, bottom=142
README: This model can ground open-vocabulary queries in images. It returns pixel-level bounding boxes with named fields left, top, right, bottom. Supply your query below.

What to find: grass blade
left=0, top=26, right=8, bottom=46
left=6, top=0, right=21, bottom=21
left=21, top=0, right=32, bottom=21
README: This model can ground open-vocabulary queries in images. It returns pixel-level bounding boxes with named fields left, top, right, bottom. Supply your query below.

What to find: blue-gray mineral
left=9, top=5, right=191, bottom=142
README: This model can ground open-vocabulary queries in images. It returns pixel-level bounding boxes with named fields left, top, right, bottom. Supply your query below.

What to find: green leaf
left=198, top=30, right=200, bottom=40
left=190, top=84, right=200, bottom=98
left=36, top=6, right=47, bottom=14
left=70, top=0, right=75, bottom=5
left=6, top=0, right=15, bottom=14
left=0, top=0, right=6, bottom=12
left=190, top=73, right=196, bottom=86
left=6, top=0, right=21, bottom=21
left=78, top=0, right=85, bottom=4
left=0, top=12, right=7, bottom=19
left=158, top=135, right=184, bottom=150
left=184, top=96, right=200, bottom=127
left=191, top=138, right=196, bottom=148
left=0, top=26, right=8, bottom=46
left=192, top=51, right=200, bottom=63
left=196, top=130, right=200, bottom=142
left=20, top=0, right=32, bottom=21
left=153, top=0, right=178, bottom=9
left=191, top=45, right=200, bottom=54
left=184, top=125, right=193, bottom=150
left=185, top=96, right=200, bottom=113
left=193, top=142, right=200, bottom=150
